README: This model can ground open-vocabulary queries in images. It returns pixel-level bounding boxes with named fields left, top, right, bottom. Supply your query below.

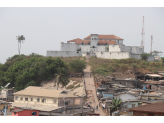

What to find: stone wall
left=95, top=52, right=130, bottom=59
left=60, top=42, right=79, bottom=51
left=46, top=51, right=81, bottom=57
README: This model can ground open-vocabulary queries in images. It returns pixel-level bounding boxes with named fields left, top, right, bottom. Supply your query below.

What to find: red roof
left=74, top=40, right=116, bottom=45
left=75, top=40, right=90, bottom=44
left=84, top=35, right=123, bottom=40
left=67, top=38, right=83, bottom=42
left=98, top=41, right=116, bottom=45
left=129, top=101, right=164, bottom=114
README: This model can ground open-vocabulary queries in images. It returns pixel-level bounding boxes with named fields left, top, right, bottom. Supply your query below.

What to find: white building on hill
left=46, top=34, right=154, bottom=61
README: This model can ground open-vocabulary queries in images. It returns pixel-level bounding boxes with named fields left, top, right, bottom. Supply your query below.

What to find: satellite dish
left=5, top=83, right=10, bottom=88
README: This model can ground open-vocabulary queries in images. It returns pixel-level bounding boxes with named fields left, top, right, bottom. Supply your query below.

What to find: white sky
left=0, top=7, right=164, bottom=63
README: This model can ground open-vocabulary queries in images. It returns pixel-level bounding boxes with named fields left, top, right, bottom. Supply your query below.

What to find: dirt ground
left=40, top=77, right=85, bottom=97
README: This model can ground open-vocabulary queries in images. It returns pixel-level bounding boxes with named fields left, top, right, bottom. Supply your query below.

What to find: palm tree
left=54, top=67, right=70, bottom=90
left=109, top=97, right=121, bottom=115
left=16, top=35, right=25, bottom=55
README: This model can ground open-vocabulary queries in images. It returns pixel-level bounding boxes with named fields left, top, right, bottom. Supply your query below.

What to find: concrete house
left=47, top=34, right=154, bottom=61
left=11, top=86, right=91, bottom=116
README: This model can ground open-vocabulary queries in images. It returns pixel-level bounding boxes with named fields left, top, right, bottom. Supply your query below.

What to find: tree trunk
left=18, top=41, right=21, bottom=55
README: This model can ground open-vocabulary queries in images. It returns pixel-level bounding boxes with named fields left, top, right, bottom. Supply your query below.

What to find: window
left=25, top=97, right=28, bottom=101
left=37, top=98, right=40, bottom=102
left=42, top=98, right=46, bottom=103
left=132, top=104, right=135, bottom=107
left=20, top=97, right=23, bottom=101
left=14, top=112, right=16, bottom=115
left=30, top=98, right=33, bottom=101
left=15, top=96, right=18, bottom=100
left=32, top=112, right=37, bottom=116
left=65, top=101, right=69, bottom=105
left=60, top=100, right=63, bottom=104
left=54, top=99, right=57, bottom=104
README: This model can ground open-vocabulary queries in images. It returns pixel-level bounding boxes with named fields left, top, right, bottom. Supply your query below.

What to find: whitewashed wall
left=46, top=51, right=81, bottom=57
left=80, top=45, right=90, bottom=53
left=109, top=45, right=121, bottom=52
left=119, top=44, right=131, bottom=52
left=95, top=52, right=130, bottom=59
left=90, top=34, right=98, bottom=48
left=96, top=45, right=106, bottom=52
left=130, top=53, right=141, bottom=59
left=60, top=42, right=79, bottom=51
left=131, top=46, right=144, bottom=54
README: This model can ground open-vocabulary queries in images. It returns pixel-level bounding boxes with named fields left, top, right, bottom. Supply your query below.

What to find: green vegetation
left=16, top=35, right=25, bottom=55
left=54, top=67, right=70, bottom=90
left=0, top=54, right=69, bottom=91
left=110, top=98, right=121, bottom=112
left=88, top=57, right=164, bottom=77
left=69, top=60, right=86, bottom=74
left=141, top=53, right=150, bottom=61
left=106, top=47, right=109, bottom=52
left=66, top=84, right=75, bottom=89
left=161, top=57, right=164, bottom=63
left=74, top=84, right=80, bottom=89
left=77, top=48, right=81, bottom=52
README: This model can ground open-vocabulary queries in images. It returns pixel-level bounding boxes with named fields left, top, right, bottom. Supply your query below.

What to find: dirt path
left=84, top=65, right=106, bottom=116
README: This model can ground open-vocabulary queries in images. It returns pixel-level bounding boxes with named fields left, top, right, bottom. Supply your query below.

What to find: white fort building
left=46, top=34, right=154, bottom=61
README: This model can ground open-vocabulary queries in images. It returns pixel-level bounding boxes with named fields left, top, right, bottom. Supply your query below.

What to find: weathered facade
left=46, top=34, right=154, bottom=61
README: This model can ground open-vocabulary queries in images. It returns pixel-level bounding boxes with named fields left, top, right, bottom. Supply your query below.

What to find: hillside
left=0, top=54, right=86, bottom=91
left=88, top=57, right=164, bottom=79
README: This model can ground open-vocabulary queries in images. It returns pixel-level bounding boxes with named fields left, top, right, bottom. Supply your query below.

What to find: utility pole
left=141, top=16, right=145, bottom=47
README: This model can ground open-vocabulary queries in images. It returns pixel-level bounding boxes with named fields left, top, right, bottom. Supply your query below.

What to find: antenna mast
left=141, top=16, right=145, bottom=47
left=150, top=35, right=153, bottom=54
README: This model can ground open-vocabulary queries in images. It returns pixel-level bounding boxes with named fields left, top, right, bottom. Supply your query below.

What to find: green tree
left=16, top=35, right=25, bottom=55
left=161, top=57, right=164, bottom=63
left=54, top=67, right=70, bottom=90
left=141, top=53, right=150, bottom=61
left=110, top=98, right=121, bottom=114
left=152, top=50, right=163, bottom=56
left=69, top=60, right=86, bottom=74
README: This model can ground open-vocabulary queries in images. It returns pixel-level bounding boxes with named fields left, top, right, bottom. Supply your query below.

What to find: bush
left=141, top=53, right=150, bottom=61
left=69, top=60, right=86, bottom=74
left=66, top=84, right=74, bottom=89
left=154, top=70, right=158, bottom=73
left=95, top=68, right=109, bottom=76
left=74, top=84, right=80, bottom=89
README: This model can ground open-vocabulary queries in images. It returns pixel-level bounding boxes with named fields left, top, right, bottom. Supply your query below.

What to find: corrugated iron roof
left=129, top=101, right=164, bottom=113
left=13, top=86, right=76, bottom=98
left=145, top=74, right=162, bottom=77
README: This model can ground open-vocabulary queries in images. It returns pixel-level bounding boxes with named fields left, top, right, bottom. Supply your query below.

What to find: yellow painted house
left=12, top=86, right=82, bottom=112
left=0, top=100, right=10, bottom=112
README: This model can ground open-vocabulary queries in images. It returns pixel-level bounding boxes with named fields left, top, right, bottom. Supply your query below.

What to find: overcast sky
left=0, top=7, right=164, bottom=63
